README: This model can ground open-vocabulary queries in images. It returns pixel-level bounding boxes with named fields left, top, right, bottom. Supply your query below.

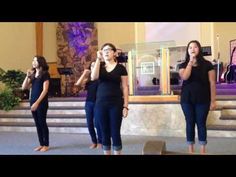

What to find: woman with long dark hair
left=179, top=40, right=216, bottom=154
left=75, top=62, right=102, bottom=149
left=22, top=56, right=50, bottom=152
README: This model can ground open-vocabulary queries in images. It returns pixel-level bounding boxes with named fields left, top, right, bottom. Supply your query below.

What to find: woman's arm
left=75, top=69, right=90, bottom=86
left=22, top=76, right=31, bottom=90
left=121, top=75, right=129, bottom=118
left=179, top=58, right=196, bottom=80
left=179, top=62, right=193, bottom=80
left=208, top=69, right=216, bottom=110
left=22, top=69, right=32, bottom=90
left=31, top=80, right=49, bottom=111
left=91, top=58, right=101, bottom=81
left=91, top=51, right=102, bottom=81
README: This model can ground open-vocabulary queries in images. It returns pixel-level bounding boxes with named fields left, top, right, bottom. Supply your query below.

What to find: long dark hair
left=184, top=40, right=204, bottom=65
left=31, top=55, right=49, bottom=79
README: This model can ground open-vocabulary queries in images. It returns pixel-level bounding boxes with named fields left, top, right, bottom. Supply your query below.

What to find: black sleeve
left=119, top=64, right=128, bottom=76
left=42, top=72, right=50, bottom=82
left=207, top=61, right=214, bottom=71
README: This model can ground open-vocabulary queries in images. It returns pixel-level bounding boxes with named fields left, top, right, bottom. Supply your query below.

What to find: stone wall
left=121, top=103, right=186, bottom=137
left=121, top=100, right=236, bottom=138
left=56, top=22, right=98, bottom=96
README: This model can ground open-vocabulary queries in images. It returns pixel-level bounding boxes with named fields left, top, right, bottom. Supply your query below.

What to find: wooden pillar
left=35, top=22, right=43, bottom=56
left=160, top=48, right=171, bottom=95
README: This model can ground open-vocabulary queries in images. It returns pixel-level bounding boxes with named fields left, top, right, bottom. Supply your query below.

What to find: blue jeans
left=85, top=101, right=102, bottom=144
left=181, top=102, right=210, bottom=145
left=95, top=99, right=123, bottom=151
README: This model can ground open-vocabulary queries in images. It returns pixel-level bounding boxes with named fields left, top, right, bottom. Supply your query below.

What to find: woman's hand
left=210, top=100, right=217, bottom=110
left=97, top=50, right=103, bottom=60
left=189, top=55, right=197, bottom=66
left=84, top=69, right=91, bottom=76
left=26, top=69, right=33, bottom=78
left=122, top=107, right=129, bottom=118
left=31, top=102, right=39, bottom=111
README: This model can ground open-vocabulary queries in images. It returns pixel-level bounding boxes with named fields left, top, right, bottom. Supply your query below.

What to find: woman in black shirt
left=75, top=62, right=102, bottom=149
left=22, top=56, right=50, bottom=152
left=91, top=43, right=129, bottom=155
left=179, top=40, right=216, bottom=154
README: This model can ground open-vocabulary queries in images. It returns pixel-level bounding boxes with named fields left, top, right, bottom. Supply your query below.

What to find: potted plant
left=0, top=69, right=26, bottom=89
left=0, top=68, right=26, bottom=111
left=0, top=85, right=21, bottom=111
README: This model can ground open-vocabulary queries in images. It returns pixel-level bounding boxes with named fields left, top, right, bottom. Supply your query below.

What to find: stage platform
left=2, top=84, right=236, bottom=138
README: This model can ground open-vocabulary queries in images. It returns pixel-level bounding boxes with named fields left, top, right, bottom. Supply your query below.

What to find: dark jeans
left=181, top=102, right=210, bottom=145
left=31, top=104, right=49, bottom=146
left=85, top=101, right=102, bottom=144
left=95, top=99, right=123, bottom=151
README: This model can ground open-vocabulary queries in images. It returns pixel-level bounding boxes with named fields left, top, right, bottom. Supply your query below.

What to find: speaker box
left=142, top=141, right=166, bottom=155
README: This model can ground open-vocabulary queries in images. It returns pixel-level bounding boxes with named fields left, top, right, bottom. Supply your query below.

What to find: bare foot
left=97, top=143, right=102, bottom=149
left=114, top=150, right=121, bottom=155
left=34, top=146, right=43, bottom=151
left=40, top=146, right=49, bottom=152
left=89, top=144, right=97, bottom=149
left=104, top=150, right=111, bottom=155
left=200, top=145, right=206, bottom=154
left=188, top=145, right=194, bottom=153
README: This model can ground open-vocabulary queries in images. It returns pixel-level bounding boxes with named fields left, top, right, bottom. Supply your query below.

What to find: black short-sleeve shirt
left=30, top=72, right=50, bottom=106
left=96, top=63, right=128, bottom=102
left=179, top=59, right=214, bottom=103
left=85, top=80, right=99, bottom=102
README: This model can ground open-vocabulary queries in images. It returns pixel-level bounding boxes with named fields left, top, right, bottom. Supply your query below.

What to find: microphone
left=233, top=47, right=236, bottom=53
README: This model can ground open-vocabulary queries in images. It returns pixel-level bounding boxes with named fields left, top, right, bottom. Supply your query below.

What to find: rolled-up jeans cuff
left=187, top=141, right=195, bottom=145
left=199, top=140, right=207, bottom=145
left=103, top=145, right=111, bottom=151
left=113, top=145, right=122, bottom=151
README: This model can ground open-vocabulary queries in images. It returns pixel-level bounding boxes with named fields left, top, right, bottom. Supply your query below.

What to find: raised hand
left=97, top=50, right=103, bottom=60
left=26, top=69, right=33, bottom=77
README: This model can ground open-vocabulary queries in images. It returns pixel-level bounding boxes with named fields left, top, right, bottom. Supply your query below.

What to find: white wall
left=145, top=22, right=201, bottom=46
